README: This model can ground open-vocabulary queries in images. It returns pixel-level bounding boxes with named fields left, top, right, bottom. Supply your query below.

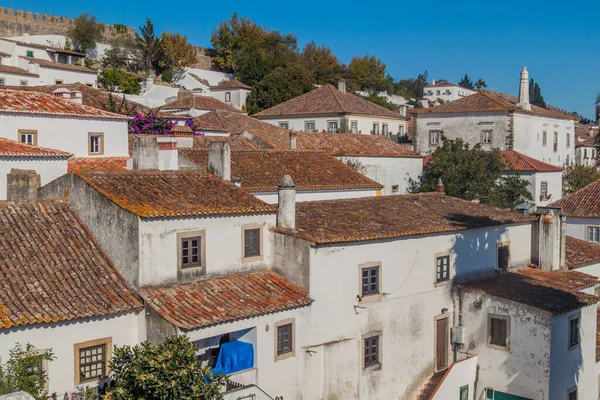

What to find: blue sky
left=7, top=0, right=600, bottom=118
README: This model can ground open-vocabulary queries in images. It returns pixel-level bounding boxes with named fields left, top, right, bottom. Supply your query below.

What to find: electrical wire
left=382, top=248, right=419, bottom=297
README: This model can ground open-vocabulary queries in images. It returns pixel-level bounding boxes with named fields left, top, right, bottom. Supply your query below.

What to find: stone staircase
left=416, top=370, right=447, bottom=400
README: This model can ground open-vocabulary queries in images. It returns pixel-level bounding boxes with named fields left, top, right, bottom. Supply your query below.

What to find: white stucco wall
left=303, top=223, right=532, bottom=399
left=0, top=71, right=40, bottom=86
left=253, top=188, right=379, bottom=204
left=575, top=146, right=596, bottom=167
left=0, top=156, right=68, bottom=200
left=504, top=171, right=562, bottom=207
left=566, top=217, right=600, bottom=242
left=338, top=156, right=423, bottom=195
left=574, top=262, right=600, bottom=278
left=34, top=66, right=97, bottom=87
left=0, top=312, right=143, bottom=396
left=423, top=85, right=475, bottom=103
left=138, top=213, right=277, bottom=287
left=431, top=355, right=478, bottom=400
left=209, top=89, right=250, bottom=111
left=0, top=113, right=128, bottom=157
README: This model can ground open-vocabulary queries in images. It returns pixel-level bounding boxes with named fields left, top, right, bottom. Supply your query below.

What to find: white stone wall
left=252, top=188, right=379, bottom=204
left=505, top=170, right=562, bottom=207
left=0, top=71, right=40, bottom=86
left=423, top=85, right=476, bottom=103
left=339, top=156, right=423, bottom=195
left=430, top=355, right=478, bottom=400
left=575, top=145, right=596, bottom=167
left=0, top=113, right=128, bottom=157
left=0, top=312, right=143, bottom=396
left=137, top=213, right=277, bottom=287
left=0, top=156, right=68, bottom=200
left=208, top=89, right=250, bottom=111
left=565, top=217, right=600, bottom=241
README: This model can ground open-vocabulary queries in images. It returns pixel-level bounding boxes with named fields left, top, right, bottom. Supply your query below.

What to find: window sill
left=362, top=362, right=382, bottom=375
left=274, top=349, right=295, bottom=362
left=487, top=343, right=510, bottom=351
left=242, top=254, right=263, bottom=263
left=434, top=280, right=452, bottom=288
left=568, top=344, right=580, bottom=352
left=360, top=294, right=382, bottom=303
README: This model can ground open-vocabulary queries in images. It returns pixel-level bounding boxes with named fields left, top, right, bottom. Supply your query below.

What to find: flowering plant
left=128, top=113, right=175, bottom=135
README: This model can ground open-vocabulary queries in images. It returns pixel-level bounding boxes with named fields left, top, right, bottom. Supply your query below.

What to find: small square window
left=588, top=226, right=600, bottom=243
left=436, top=255, right=450, bottom=283
left=488, top=315, right=510, bottom=350
left=481, top=130, right=492, bottom=144
left=276, top=321, right=294, bottom=359
left=279, top=122, right=289, bottom=129
left=19, top=130, right=37, bottom=146
left=20, top=80, right=28, bottom=86
left=391, top=185, right=399, bottom=194
left=55, top=79, right=64, bottom=84
left=0, top=77, right=5, bottom=85
left=497, top=243, right=509, bottom=270
left=569, top=317, right=579, bottom=349
left=88, top=133, right=104, bottom=155
left=26, top=50, right=34, bottom=57
left=225, top=92, right=231, bottom=102
left=181, top=236, right=201, bottom=268
left=361, top=265, right=379, bottom=296
left=244, top=228, right=260, bottom=258
left=363, top=335, right=380, bottom=368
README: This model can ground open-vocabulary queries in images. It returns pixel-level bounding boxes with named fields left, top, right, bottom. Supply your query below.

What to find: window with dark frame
left=429, top=130, right=441, bottom=145
left=542, top=130, right=547, bottom=146
left=78, top=344, right=106, bottom=382
left=569, top=317, right=579, bottom=348
left=0, top=78, right=5, bottom=85
left=276, top=323, right=293, bottom=356
left=279, top=122, right=289, bottom=129
left=181, top=236, right=201, bottom=268
left=540, top=181, right=548, bottom=199
left=497, top=244, right=509, bottom=270
left=489, top=317, right=508, bottom=348
left=20, top=80, right=28, bottom=86
left=482, top=130, right=492, bottom=144
left=553, top=131, right=558, bottom=152
left=588, top=226, right=600, bottom=243
left=391, top=185, right=399, bottom=194
left=225, top=92, right=231, bottom=102
left=20, top=131, right=36, bottom=145
left=436, top=255, right=450, bottom=283
left=89, top=135, right=102, bottom=154
left=244, top=228, right=260, bottom=257
left=568, top=388, right=577, bottom=400
left=363, top=335, right=379, bottom=367
left=361, top=266, right=379, bottom=296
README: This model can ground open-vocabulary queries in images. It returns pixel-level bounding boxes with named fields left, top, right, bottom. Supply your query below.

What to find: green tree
left=301, top=41, right=342, bottom=85
left=0, top=343, right=55, bottom=399
left=104, top=336, right=227, bottom=400
left=136, top=17, right=162, bottom=72
left=529, top=78, right=547, bottom=108
left=458, top=73, right=475, bottom=90
left=99, top=68, right=141, bottom=94
left=563, top=164, right=600, bottom=194
left=475, top=78, right=487, bottom=90
left=159, top=32, right=197, bottom=80
left=347, top=55, right=387, bottom=92
left=363, top=95, right=398, bottom=111
left=67, top=13, right=104, bottom=54
left=489, top=174, right=533, bottom=209
left=247, top=64, right=314, bottom=114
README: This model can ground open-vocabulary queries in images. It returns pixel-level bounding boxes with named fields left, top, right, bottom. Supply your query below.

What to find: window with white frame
left=328, top=121, right=338, bottom=133
left=399, top=125, right=405, bottom=138
left=279, top=122, right=289, bottom=129
left=429, top=130, right=441, bottom=146
left=542, top=130, right=547, bottom=146
left=588, top=226, right=600, bottom=243
left=373, top=123, right=380, bottom=135
left=88, top=133, right=104, bottom=155
left=540, top=181, right=548, bottom=199
left=19, top=130, right=37, bottom=145
left=225, top=92, right=231, bottom=102
left=566, top=133, right=571, bottom=148
left=350, top=121, right=358, bottom=133
left=481, top=130, right=492, bottom=144
left=304, top=121, right=315, bottom=132
left=382, top=124, right=388, bottom=136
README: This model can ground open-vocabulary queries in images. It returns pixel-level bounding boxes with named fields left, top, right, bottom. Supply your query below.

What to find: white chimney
left=69, top=90, right=83, bottom=104
left=536, top=207, right=566, bottom=271
left=157, top=137, right=179, bottom=171
left=22, top=33, right=29, bottom=43
left=277, top=175, right=296, bottom=230
left=432, top=79, right=436, bottom=85
left=208, top=141, right=231, bottom=181
left=289, top=130, right=297, bottom=150
left=517, top=66, right=531, bottom=111
left=132, top=136, right=159, bottom=170
left=337, top=78, right=346, bottom=94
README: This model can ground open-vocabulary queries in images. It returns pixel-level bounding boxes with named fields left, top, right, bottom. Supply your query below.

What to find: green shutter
left=485, top=389, right=533, bottom=400
left=460, top=385, right=469, bottom=400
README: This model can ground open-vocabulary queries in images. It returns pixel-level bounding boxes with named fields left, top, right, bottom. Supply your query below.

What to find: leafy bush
left=99, top=68, right=141, bottom=95
left=0, top=343, right=55, bottom=399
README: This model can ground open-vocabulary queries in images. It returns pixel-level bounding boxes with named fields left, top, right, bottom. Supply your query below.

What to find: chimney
left=535, top=207, right=566, bottom=271
left=22, top=33, right=29, bottom=43
left=432, top=79, right=436, bottom=85
left=132, top=136, right=159, bottom=170
left=7, top=169, right=40, bottom=200
left=436, top=178, right=445, bottom=193
left=178, top=89, right=193, bottom=101
left=157, top=137, right=179, bottom=170
left=337, top=78, right=346, bottom=94
left=277, top=175, right=296, bottom=230
left=289, top=130, right=297, bottom=150
left=517, top=66, right=531, bottom=111
left=208, top=142, right=231, bottom=181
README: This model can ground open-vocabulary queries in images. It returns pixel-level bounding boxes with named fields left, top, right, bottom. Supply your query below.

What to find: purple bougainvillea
left=128, top=113, right=206, bottom=136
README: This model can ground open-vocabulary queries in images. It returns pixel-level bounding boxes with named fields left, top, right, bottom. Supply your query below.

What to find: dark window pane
left=490, top=318, right=507, bottom=347
left=244, top=229, right=260, bottom=257
left=436, top=256, right=450, bottom=282
left=361, top=266, right=379, bottom=296
left=277, top=323, right=293, bottom=355
left=364, top=336, right=379, bottom=367
left=79, top=344, right=106, bottom=382
left=181, top=237, right=201, bottom=268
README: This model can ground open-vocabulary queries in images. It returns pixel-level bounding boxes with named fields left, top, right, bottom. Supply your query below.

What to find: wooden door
left=435, top=317, right=449, bottom=371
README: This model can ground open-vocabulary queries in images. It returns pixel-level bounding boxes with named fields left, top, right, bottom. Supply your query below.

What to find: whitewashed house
left=0, top=36, right=97, bottom=87
left=499, top=150, right=563, bottom=206
left=574, top=122, right=598, bottom=167
left=551, top=179, right=600, bottom=243
left=253, top=80, right=409, bottom=142
left=413, top=67, right=577, bottom=167
left=423, top=80, right=476, bottom=103
left=207, top=79, right=251, bottom=111
left=0, top=88, right=129, bottom=158
left=158, top=89, right=242, bottom=117
left=566, top=236, right=600, bottom=277
left=0, top=199, right=143, bottom=397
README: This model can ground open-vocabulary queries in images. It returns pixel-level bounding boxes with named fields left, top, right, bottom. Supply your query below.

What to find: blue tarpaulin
left=211, top=340, right=254, bottom=376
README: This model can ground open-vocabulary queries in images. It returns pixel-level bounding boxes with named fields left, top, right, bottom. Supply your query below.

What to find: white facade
left=423, top=82, right=476, bottom=103
left=0, top=113, right=128, bottom=157
left=575, top=145, right=597, bottom=167
left=253, top=188, right=379, bottom=204
left=0, top=156, right=67, bottom=200
left=504, top=170, right=562, bottom=207
left=566, top=217, right=600, bottom=242
left=339, top=156, right=423, bottom=195
left=209, top=88, right=250, bottom=111
left=0, top=312, right=143, bottom=396
left=0, top=69, right=40, bottom=86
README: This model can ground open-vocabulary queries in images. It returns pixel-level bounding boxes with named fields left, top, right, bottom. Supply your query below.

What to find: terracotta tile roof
left=0, top=137, right=71, bottom=158
left=459, top=268, right=598, bottom=315
left=140, top=270, right=311, bottom=330
left=425, top=80, right=463, bottom=88
left=211, top=79, right=251, bottom=90
left=68, top=157, right=129, bottom=172
left=249, top=130, right=423, bottom=158
left=0, top=51, right=11, bottom=57
left=253, top=84, right=407, bottom=119
left=127, top=134, right=259, bottom=155
left=575, top=123, right=597, bottom=147
left=550, top=179, right=600, bottom=218
left=566, top=236, right=600, bottom=269
left=413, top=91, right=577, bottom=120
left=179, top=149, right=384, bottom=192
left=0, top=199, right=142, bottom=329
left=0, top=64, right=39, bottom=77
left=1, top=38, right=86, bottom=57
left=75, top=170, right=276, bottom=218
left=0, top=88, right=128, bottom=119
left=500, top=151, right=564, bottom=172
left=194, top=110, right=287, bottom=135
left=20, top=56, right=96, bottom=73
left=158, top=95, right=241, bottom=113
left=274, top=192, right=535, bottom=244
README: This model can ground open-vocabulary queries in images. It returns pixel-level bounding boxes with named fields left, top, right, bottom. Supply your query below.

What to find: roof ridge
left=326, top=84, right=347, bottom=113
left=478, top=91, right=513, bottom=111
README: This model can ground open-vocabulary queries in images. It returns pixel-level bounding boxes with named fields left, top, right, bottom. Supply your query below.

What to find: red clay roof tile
left=193, top=110, right=284, bottom=135
left=158, top=95, right=241, bottom=113
left=212, top=79, right=251, bottom=90
left=20, top=56, right=96, bottom=73
left=550, top=179, right=600, bottom=218
left=0, top=137, right=71, bottom=158
left=68, top=157, right=129, bottom=172
left=500, top=151, right=564, bottom=172
left=566, top=236, right=600, bottom=269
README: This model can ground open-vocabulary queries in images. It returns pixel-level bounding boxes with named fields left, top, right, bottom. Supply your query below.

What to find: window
left=460, top=385, right=469, bottom=400
left=74, top=338, right=111, bottom=384
left=540, top=181, right=548, bottom=200
left=224, top=92, right=231, bottom=102
left=363, top=335, right=380, bottom=368
left=584, top=149, right=588, bottom=159
left=181, top=236, right=202, bottom=268
left=436, top=90, right=441, bottom=96
left=26, top=50, right=33, bottom=57
left=361, top=265, right=379, bottom=296
left=429, top=130, right=441, bottom=146
left=569, top=316, right=580, bottom=349
left=328, top=121, right=338, bottom=133
left=275, top=319, right=295, bottom=360
left=497, top=243, right=509, bottom=270
left=567, top=133, right=571, bottom=148
left=399, top=125, right=405, bottom=137
left=487, top=315, right=510, bottom=350
left=0, top=77, right=4, bottom=85
left=373, top=123, right=380, bottom=135
left=481, top=130, right=492, bottom=144
left=391, top=185, right=399, bottom=194
left=242, top=225, right=262, bottom=260
left=88, top=133, right=104, bottom=155
left=20, top=80, right=28, bottom=86
left=568, top=387, right=577, bottom=400
left=542, top=130, right=547, bottom=146
left=588, top=226, right=600, bottom=243
left=350, top=121, right=358, bottom=134
left=382, top=124, right=388, bottom=136
left=55, top=79, right=63, bottom=84
left=553, top=131, right=558, bottom=152
left=19, top=130, right=37, bottom=146
left=279, top=122, right=289, bottom=129
left=304, top=121, right=315, bottom=132
left=436, top=254, right=450, bottom=283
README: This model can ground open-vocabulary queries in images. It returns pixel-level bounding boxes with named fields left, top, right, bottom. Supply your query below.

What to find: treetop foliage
left=68, top=13, right=104, bottom=54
